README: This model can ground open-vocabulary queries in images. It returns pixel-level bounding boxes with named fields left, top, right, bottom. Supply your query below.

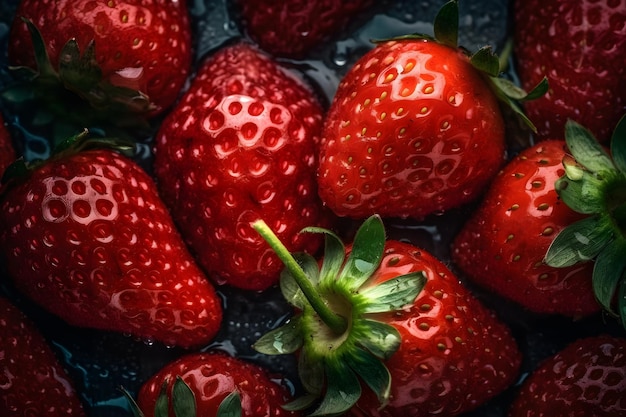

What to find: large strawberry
left=317, top=0, right=546, bottom=219
left=4, top=0, right=192, bottom=141
left=0, top=295, right=86, bottom=416
left=235, top=0, right=375, bottom=59
left=253, top=215, right=521, bottom=416
left=451, top=139, right=600, bottom=317
left=153, top=41, right=330, bottom=291
left=514, top=0, right=626, bottom=143
left=0, top=132, right=222, bottom=348
left=0, top=113, right=16, bottom=176
left=509, top=335, right=626, bottom=416
left=544, top=116, right=626, bottom=328
left=129, top=351, right=300, bottom=417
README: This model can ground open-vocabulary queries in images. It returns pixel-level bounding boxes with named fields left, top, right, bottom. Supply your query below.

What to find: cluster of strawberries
left=0, top=0, right=625, bottom=416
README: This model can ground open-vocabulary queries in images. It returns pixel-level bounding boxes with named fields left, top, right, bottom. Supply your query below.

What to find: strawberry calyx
left=123, top=378, right=243, bottom=417
left=545, top=115, right=626, bottom=328
left=379, top=0, right=548, bottom=133
left=1, top=18, right=155, bottom=145
left=252, top=215, right=426, bottom=415
left=0, top=128, right=134, bottom=191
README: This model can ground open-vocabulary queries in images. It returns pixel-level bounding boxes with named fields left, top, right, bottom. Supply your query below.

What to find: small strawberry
left=451, top=139, right=600, bottom=317
left=153, top=41, right=330, bottom=291
left=235, top=0, right=375, bottom=59
left=4, top=0, right=192, bottom=141
left=0, top=113, right=16, bottom=176
left=514, top=0, right=626, bottom=143
left=0, top=295, right=86, bottom=416
left=509, top=335, right=626, bottom=417
left=0, top=132, right=222, bottom=348
left=318, top=0, right=546, bottom=219
left=253, top=215, right=521, bottom=416
left=545, top=116, right=626, bottom=328
left=129, top=351, right=300, bottom=417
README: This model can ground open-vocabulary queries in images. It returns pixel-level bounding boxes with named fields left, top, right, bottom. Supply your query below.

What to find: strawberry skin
left=153, top=42, right=329, bottom=291
left=346, top=240, right=521, bottom=416
left=452, top=140, right=600, bottom=317
left=8, top=0, right=192, bottom=115
left=0, top=148, right=222, bottom=348
left=137, top=351, right=300, bottom=416
left=0, top=114, right=16, bottom=176
left=235, top=0, right=374, bottom=59
left=514, top=0, right=626, bottom=143
left=318, top=38, right=506, bottom=219
left=509, top=335, right=626, bottom=417
left=0, top=295, right=86, bottom=416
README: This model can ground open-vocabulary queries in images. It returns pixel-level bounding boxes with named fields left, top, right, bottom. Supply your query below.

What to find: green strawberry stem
left=253, top=220, right=348, bottom=334
left=545, top=115, right=626, bottom=328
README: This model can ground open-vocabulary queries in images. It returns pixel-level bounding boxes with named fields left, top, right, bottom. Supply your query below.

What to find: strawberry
left=130, top=351, right=300, bottom=417
left=253, top=215, right=521, bottom=416
left=4, top=0, right=192, bottom=141
left=509, top=335, right=626, bottom=417
left=0, top=132, right=222, bottom=348
left=544, top=116, right=626, bottom=328
left=514, top=0, right=626, bottom=143
left=235, top=0, right=374, bottom=59
left=451, top=139, right=600, bottom=317
left=0, top=295, right=86, bottom=416
left=317, top=0, right=546, bottom=220
left=0, top=113, right=16, bottom=176
left=153, top=41, right=330, bottom=291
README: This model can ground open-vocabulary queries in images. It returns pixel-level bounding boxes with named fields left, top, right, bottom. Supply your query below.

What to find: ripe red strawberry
left=509, top=335, right=626, bottom=417
left=5, top=0, right=192, bottom=137
left=235, top=0, right=374, bottom=59
left=318, top=0, right=545, bottom=219
left=0, top=134, right=222, bottom=348
left=0, top=114, right=16, bottom=177
left=514, top=0, right=626, bottom=143
left=0, top=295, right=86, bottom=416
left=153, top=41, right=330, bottom=291
left=132, top=351, right=300, bottom=417
left=452, top=139, right=600, bottom=317
left=253, top=215, right=521, bottom=416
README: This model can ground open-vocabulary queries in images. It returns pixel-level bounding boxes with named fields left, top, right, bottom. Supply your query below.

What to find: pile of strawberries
left=0, top=0, right=625, bottom=416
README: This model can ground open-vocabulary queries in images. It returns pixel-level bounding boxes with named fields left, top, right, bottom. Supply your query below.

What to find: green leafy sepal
left=545, top=116, right=626, bottom=328
left=253, top=215, right=427, bottom=415
left=1, top=18, right=155, bottom=146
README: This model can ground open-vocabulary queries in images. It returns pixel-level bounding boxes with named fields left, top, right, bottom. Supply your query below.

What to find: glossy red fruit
left=8, top=0, right=192, bottom=115
left=137, top=351, right=300, bottom=417
left=509, top=335, right=626, bottom=417
left=0, top=147, right=222, bottom=348
left=318, top=37, right=506, bottom=219
left=0, top=295, right=86, bottom=416
left=0, top=114, right=16, bottom=177
left=345, top=240, right=521, bottom=416
left=235, top=0, right=374, bottom=59
left=153, top=41, right=330, bottom=291
left=514, top=0, right=626, bottom=143
left=452, top=140, right=599, bottom=317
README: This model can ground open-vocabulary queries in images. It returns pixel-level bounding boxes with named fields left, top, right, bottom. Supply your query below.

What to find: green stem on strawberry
left=545, top=114, right=626, bottom=328
left=253, top=220, right=348, bottom=335
left=252, top=215, right=426, bottom=415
